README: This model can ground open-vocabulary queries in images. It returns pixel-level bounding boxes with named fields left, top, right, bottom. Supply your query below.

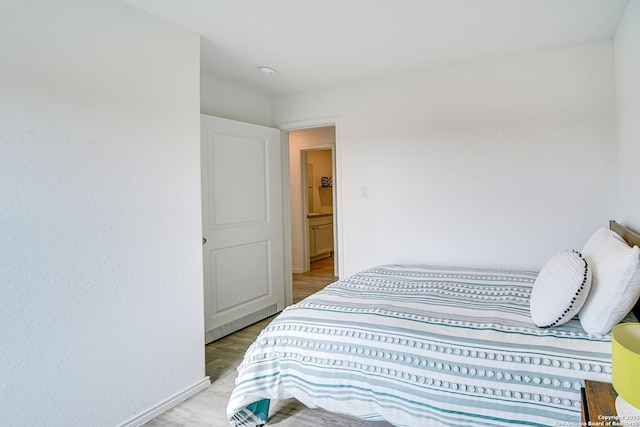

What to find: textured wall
left=615, top=0, right=640, bottom=231
left=274, top=42, right=617, bottom=276
left=0, top=1, right=204, bottom=425
left=201, top=72, right=273, bottom=127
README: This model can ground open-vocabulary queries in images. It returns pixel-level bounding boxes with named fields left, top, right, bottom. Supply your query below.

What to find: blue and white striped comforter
left=227, top=265, right=629, bottom=426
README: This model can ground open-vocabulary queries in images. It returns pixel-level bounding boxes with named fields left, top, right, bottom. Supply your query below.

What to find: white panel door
left=201, top=115, right=285, bottom=342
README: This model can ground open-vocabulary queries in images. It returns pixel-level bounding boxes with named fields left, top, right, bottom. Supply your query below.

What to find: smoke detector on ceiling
left=257, top=65, right=277, bottom=75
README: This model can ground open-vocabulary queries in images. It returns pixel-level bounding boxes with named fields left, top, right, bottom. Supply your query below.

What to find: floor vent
left=205, top=303, right=279, bottom=343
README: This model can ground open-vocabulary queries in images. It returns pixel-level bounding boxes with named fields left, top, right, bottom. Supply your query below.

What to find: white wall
left=615, top=0, right=640, bottom=232
left=201, top=72, right=273, bottom=127
left=0, top=1, right=205, bottom=425
left=274, top=41, right=617, bottom=277
left=289, top=127, right=336, bottom=273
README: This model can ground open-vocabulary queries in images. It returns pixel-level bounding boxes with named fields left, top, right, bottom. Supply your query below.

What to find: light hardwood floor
left=145, top=258, right=392, bottom=426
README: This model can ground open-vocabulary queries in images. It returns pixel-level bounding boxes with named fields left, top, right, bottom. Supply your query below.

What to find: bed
left=227, top=221, right=640, bottom=427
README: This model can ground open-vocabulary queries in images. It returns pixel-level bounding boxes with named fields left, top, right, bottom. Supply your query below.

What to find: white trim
left=301, top=149, right=311, bottom=273
left=278, top=116, right=340, bottom=132
left=116, top=377, right=211, bottom=427
left=280, top=129, right=294, bottom=306
left=278, top=116, right=343, bottom=279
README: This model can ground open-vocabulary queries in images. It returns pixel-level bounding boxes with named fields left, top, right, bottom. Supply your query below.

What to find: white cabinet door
left=201, top=115, right=285, bottom=342
left=314, top=223, right=334, bottom=255
left=308, top=215, right=334, bottom=261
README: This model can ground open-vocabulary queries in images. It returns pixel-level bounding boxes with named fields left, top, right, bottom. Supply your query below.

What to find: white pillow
left=579, top=227, right=640, bottom=335
left=530, top=250, right=591, bottom=328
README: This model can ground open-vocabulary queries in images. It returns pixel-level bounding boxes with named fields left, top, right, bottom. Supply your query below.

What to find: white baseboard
left=117, top=377, right=211, bottom=427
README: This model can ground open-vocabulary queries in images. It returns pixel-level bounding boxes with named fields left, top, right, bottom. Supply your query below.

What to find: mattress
left=227, top=264, right=633, bottom=427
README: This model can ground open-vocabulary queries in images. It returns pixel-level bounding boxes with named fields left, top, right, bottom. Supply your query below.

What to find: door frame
left=279, top=117, right=342, bottom=305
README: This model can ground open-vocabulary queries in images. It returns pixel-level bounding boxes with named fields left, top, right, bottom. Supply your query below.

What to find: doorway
left=303, top=148, right=334, bottom=263
left=287, top=126, right=338, bottom=290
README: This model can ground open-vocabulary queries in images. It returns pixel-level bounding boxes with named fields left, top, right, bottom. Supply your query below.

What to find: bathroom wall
left=307, top=149, right=333, bottom=215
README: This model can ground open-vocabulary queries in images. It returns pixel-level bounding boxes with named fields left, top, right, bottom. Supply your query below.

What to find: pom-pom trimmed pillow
left=579, top=227, right=640, bottom=335
left=530, top=250, right=591, bottom=328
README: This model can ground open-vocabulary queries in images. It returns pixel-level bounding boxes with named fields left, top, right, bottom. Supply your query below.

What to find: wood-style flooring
left=145, top=257, right=392, bottom=426
left=291, top=256, right=337, bottom=304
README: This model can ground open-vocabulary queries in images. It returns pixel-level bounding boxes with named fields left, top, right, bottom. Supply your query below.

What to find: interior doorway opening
left=302, top=148, right=334, bottom=264
left=287, top=126, right=338, bottom=284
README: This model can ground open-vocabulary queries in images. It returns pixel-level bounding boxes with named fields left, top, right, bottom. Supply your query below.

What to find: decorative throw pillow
left=579, top=227, right=640, bottom=335
left=530, top=250, right=591, bottom=328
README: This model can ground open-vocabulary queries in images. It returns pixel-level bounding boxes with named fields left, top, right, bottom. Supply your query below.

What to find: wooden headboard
left=609, top=220, right=640, bottom=320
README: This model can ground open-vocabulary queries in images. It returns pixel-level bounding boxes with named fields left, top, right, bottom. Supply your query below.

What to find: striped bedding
left=227, top=264, right=635, bottom=426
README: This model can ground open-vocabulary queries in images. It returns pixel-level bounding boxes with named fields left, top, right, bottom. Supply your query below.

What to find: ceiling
left=123, top=0, right=630, bottom=96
